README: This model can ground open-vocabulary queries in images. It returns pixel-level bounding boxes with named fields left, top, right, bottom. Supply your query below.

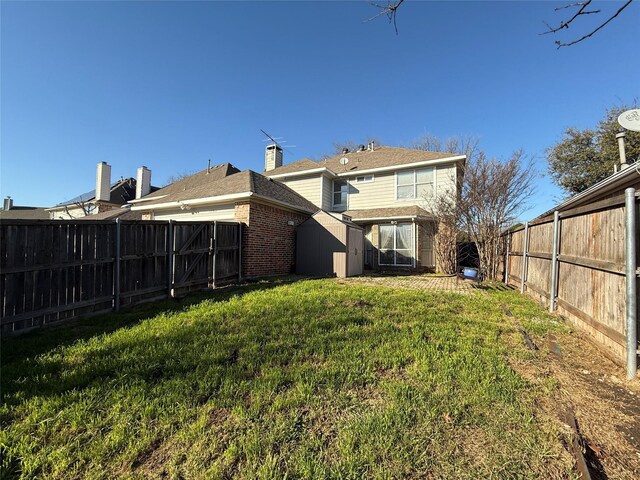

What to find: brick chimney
left=265, top=144, right=283, bottom=171
left=136, top=166, right=151, bottom=199
left=96, top=162, right=111, bottom=202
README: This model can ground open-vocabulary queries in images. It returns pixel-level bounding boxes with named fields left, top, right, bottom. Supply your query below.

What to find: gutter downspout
left=625, top=188, right=637, bottom=380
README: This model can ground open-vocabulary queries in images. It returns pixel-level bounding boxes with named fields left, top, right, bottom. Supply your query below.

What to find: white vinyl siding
left=151, top=204, right=236, bottom=221
left=279, top=175, right=322, bottom=207
left=342, top=164, right=458, bottom=211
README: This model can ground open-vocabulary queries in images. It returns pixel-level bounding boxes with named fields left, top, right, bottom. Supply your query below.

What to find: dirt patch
left=342, top=299, right=372, bottom=308
left=510, top=327, right=640, bottom=479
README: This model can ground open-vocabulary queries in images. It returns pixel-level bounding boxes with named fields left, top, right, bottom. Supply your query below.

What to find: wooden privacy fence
left=503, top=191, right=639, bottom=366
left=1, top=220, right=241, bottom=333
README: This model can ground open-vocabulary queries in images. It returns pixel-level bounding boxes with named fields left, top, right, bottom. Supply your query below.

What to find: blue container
left=463, top=268, right=479, bottom=279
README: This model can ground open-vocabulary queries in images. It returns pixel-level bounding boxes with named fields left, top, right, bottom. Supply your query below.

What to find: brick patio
left=336, top=274, right=478, bottom=293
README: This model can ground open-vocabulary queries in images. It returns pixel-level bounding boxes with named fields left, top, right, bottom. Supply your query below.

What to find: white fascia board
left=266, top=167, right=333, bottom=179
left=349, top=215, right=432, bottom=223
left=336, top=155, right=466, bottom=177
left=130, top=192, right=253, bottom=211
left=128, top=194, right=168, bottom=204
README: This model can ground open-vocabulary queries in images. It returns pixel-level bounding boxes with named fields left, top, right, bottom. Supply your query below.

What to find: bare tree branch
left=542, top=0, right=634, bottom=48
left=365, top=0, right=406, bottom=35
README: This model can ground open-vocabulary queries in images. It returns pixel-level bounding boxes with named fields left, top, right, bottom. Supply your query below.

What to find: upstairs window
left=396, top=168, right=434, bottom=200
left=355, top=175, right=374, bottom=183
left=333, top=180, right=348, bottom=208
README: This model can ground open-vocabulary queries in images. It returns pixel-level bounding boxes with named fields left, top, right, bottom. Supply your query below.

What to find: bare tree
left=59, top=199, right=95, bottom=219
left=163, top=170, right=197, bottom=186
left=457, top=150, right=536, bottom=280
left=366, top=0, right=634, bottom=47
left=412, top=132, right=481, bottom=163
left=414, top=133, right=479, bottom=274
left=542, top=0, right=634, bottom=48
left=425, top=193, right=460, bottom=275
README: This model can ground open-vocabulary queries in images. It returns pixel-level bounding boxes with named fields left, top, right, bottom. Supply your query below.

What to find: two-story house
left=264, top=143, right=465, bottom=271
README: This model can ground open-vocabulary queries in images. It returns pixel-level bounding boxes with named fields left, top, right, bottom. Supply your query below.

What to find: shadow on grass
left=1, top=276, right=306, bottom=365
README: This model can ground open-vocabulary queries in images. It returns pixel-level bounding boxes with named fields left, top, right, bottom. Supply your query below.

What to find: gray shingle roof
left=266, top=146, right=462, bottom=177
left=343, top=206, right=433, bottom=221
left=0, top=207, right=50, bottom=220
left=138, top=169, right=317, bottom=213
left=142, top=163, right=240, bottom=201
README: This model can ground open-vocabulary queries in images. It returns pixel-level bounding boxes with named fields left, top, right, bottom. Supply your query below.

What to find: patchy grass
left=1, top=279, right=573, bottom=479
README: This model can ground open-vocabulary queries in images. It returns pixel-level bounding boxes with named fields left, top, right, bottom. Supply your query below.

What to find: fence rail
left=1, top=220, right=241, bottom=333
left=503, top=190, right=638, bottom=369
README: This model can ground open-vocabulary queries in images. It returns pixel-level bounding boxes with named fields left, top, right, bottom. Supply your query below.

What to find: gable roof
left=133, top=169, right=317, bottom=213
left=265, top=146, right=464, bottom=177
left=76, top=206, right=145, bottom=221
left=0, top=206, right=50, bottom=220
left=139, top=163, right=240, bottom=202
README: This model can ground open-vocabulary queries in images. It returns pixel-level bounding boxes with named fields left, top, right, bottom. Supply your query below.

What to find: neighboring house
left=0, top=197, right=49, bottom=220
left=47, top=163, right=157, bottom=219
left=264, top=143, right=465, bottom=271
left=130, top=164, right=317, bottom=277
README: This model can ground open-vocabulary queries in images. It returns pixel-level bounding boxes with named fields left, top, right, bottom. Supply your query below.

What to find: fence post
left=238, top=222, right=242, bottom=282
left=549, top=211, right=560, bottom=312
left=625, top=188, right=637, bottom=380
left=167, top=220, right=174, bottom=298
left=114, top=218, right=121, bottom=312
left=212, top=221, right=217, bottom=288
left=520, top=221, right=529, bottom=293
left=505, top=232, right=511, bottom=284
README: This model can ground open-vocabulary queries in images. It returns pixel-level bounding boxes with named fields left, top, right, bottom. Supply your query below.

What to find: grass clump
left=2, top=279, right=569, bottom=478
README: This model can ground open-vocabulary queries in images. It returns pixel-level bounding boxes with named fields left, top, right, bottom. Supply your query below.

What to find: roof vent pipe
left=342, top=148, right=349, bottom=154
left=617, top=131, right=629, bottom=170
left=357, top=144, right=366, bottom=152
left=369, top=141, right=375, bottom=151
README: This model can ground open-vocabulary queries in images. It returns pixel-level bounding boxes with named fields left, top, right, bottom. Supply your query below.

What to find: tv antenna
left=260, top=129, right=296, bottom=155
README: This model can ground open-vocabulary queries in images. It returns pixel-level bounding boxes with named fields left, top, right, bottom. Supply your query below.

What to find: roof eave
left=335, top=155, right=466, bottom=177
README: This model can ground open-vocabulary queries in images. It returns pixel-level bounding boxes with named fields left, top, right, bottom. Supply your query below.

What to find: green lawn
left=1, top=279, right=572, bottom=479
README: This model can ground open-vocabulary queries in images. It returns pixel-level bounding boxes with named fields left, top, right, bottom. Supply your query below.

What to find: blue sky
left=1, top=1, right=638, bottom=218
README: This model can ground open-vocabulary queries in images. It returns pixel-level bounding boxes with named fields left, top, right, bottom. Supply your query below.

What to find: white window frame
left=332, top=179, right=349, bottom=210
left=355, top=174, right=374, bottom=183
left=395, top=167, right=435, bottom=200
left=378, top=222, right=415, bottom=266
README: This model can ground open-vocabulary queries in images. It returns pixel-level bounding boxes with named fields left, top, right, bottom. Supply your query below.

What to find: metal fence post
left=505, top=232, right=511, bottom=284
left=521, top=221, right=529, bottom=293
left=625, top=188, right=637, bottom=380
left=167, top=220, right=174, bottom=298
left=114, top=218, right=121, bottom=312
left=212, top=221, right=217, bottom=288
left=549, top=211, right=560, bottom=312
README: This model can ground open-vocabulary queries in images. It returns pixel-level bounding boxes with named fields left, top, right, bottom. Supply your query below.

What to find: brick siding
left=235, top=201, right=310, bottom=278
